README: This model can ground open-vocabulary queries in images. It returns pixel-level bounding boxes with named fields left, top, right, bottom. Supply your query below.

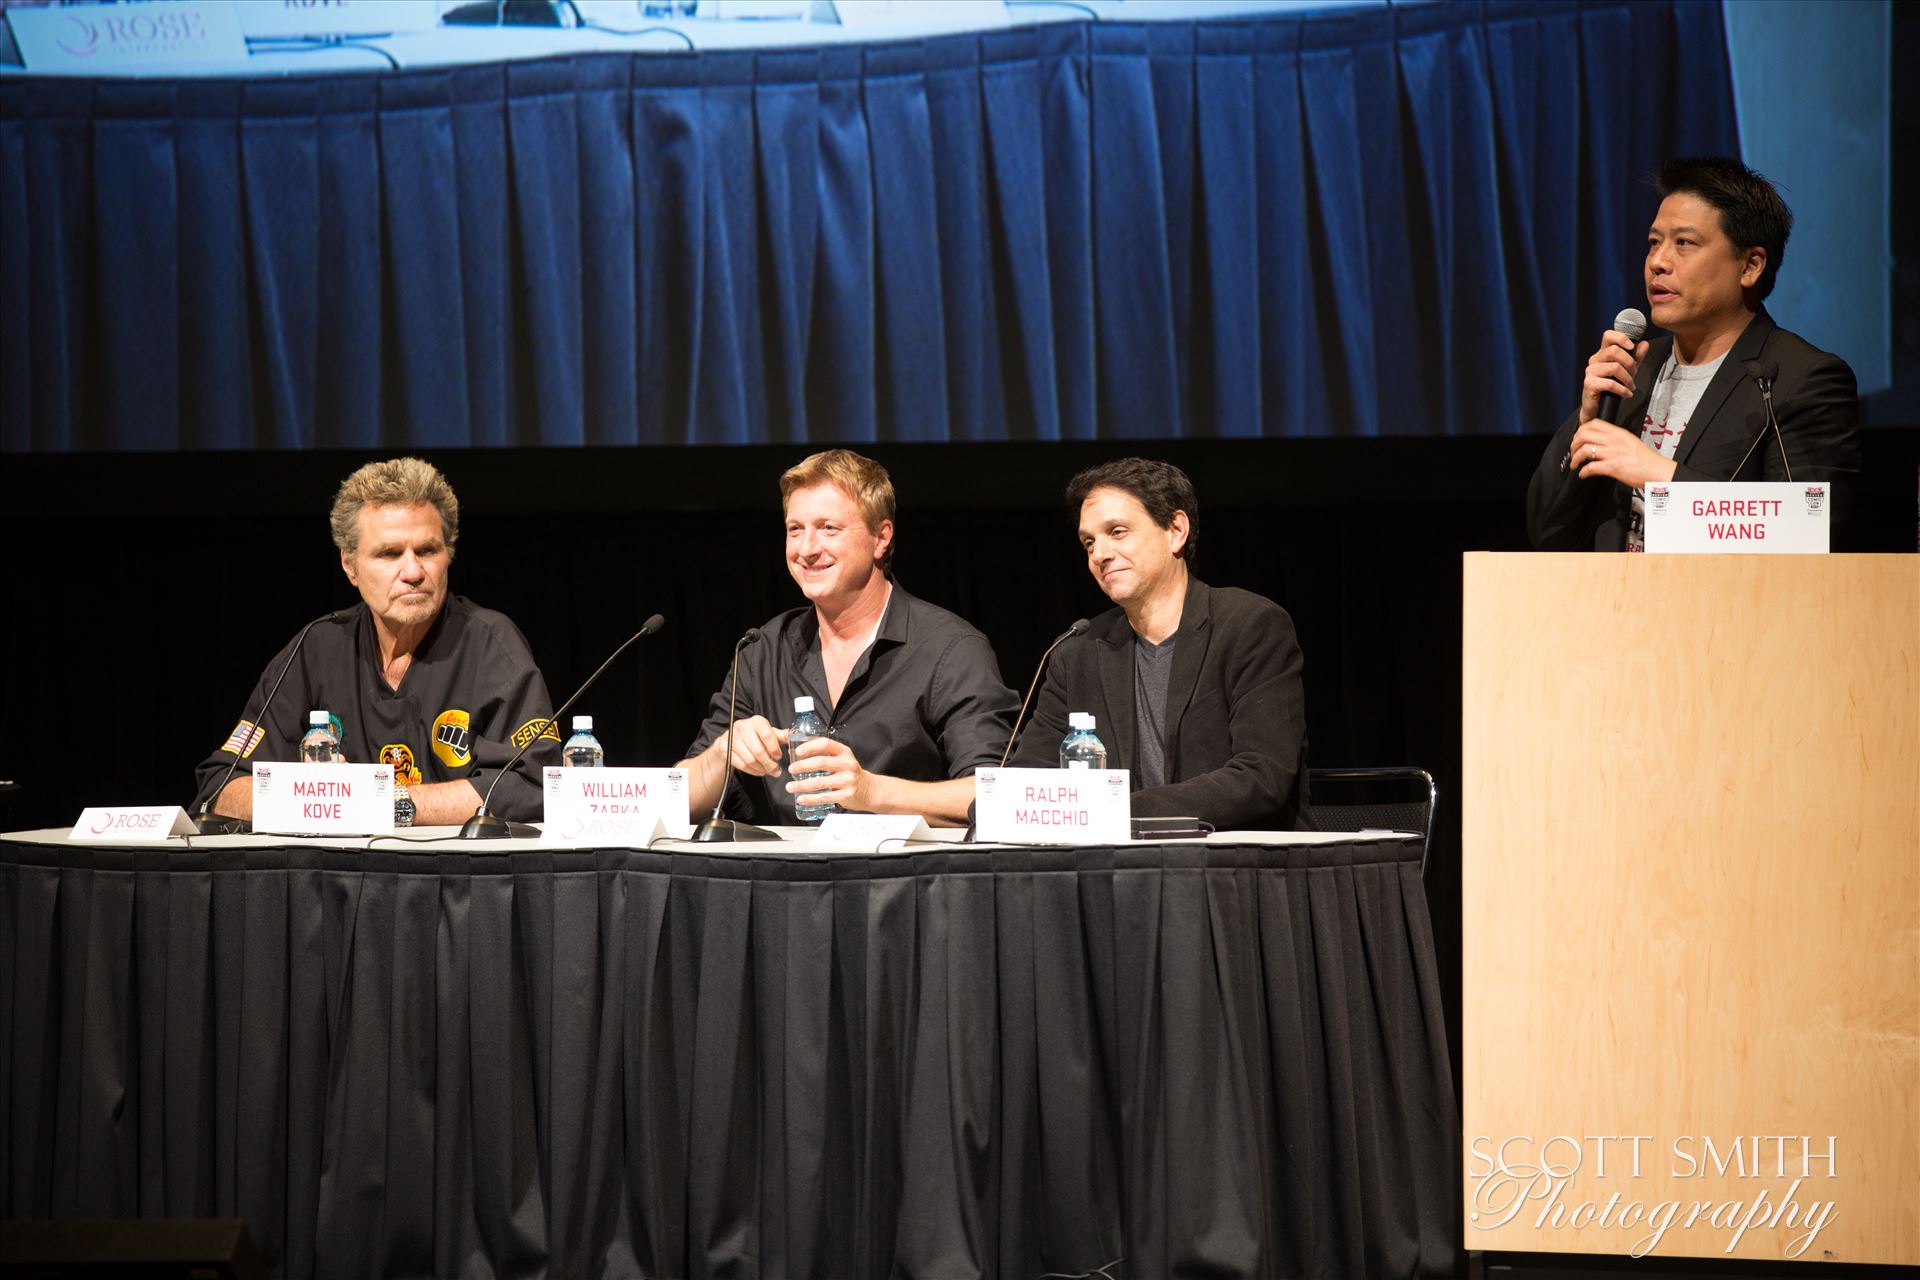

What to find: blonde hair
left=329, top=457, right=460, bottom=556
left=779, top=449, right=896, bottom=570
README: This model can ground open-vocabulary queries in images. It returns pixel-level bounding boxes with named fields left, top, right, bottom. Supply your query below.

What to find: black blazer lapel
left=1093, top=613, right=1136, bottom=769
left=1674, top=309, right=1775, bottom=471
left=1160, top=577, right=1213, bottom=779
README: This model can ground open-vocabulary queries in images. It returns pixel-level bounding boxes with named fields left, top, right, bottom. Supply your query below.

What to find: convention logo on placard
left=512, top=717, right=563, bottom=750
left=1803, top=485, right=1826, bottom=515
left=379, top=743, right=423, bottom=785
left=432, top=709, right=473, bottom=768
left=1647, top=484, right=1671, bottom=514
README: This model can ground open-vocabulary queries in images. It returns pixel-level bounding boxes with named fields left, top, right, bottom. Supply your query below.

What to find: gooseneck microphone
left=457, top=613, right=666, bottom=840
left=1562, top=307, right=1650, bottom=473
left=693, top=628, right=781, bottom=844
left=997, top=619, right=1091, bottom=769
left=1729, top=359, right=1789, bottom=481
left=194, top=608, right=354, bottom=835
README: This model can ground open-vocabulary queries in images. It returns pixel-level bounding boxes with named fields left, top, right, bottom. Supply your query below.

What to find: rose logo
left=89, top=810, right=113, bottom=835
left=56, top=15, right=100, bottom=58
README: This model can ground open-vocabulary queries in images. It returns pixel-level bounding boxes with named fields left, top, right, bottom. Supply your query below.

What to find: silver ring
left=1589, top=444, right=1598, bottom=460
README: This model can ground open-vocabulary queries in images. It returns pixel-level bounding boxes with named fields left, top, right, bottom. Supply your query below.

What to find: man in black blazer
left=1008, top=458, right=1309, bottom=830
left=1528, top=156, right=1860, bottom=551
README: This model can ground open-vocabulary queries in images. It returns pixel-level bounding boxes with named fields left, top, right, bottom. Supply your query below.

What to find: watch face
left=394, top=794, right=416, bottom=828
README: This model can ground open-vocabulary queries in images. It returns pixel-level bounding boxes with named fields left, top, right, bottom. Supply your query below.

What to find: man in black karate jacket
left=194, top=458, right=560, bottom=824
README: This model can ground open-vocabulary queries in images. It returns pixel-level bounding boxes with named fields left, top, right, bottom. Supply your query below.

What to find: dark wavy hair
left=1064, top=458, right=1199, bottom=572
left=1653, top=156, right=1793, bottom=301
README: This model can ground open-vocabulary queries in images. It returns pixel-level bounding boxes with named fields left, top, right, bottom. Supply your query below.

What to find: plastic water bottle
left=563, top=715, right=605, bottom=768
left=788, top=696, right=838, bottom=822
left=1059, top=712, right=1108, bottom=770
left=300, top=710, right=339, bottom=764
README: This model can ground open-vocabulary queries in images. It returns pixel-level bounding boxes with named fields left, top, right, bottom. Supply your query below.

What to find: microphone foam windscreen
left=1614, top=307, right=1649, bottom=342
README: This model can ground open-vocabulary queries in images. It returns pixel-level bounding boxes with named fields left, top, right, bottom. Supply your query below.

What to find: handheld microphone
left=997, top=619, right=1091, bottom=769
left=194, top=608, right=354, bottom=835
left=1562, top=307, right=1650, bottom=473
left=457, top=612, right=665, bottom=840
left=692, top=627, right=781, bottom=843
left=1730, top=359, right=1789, bottom=481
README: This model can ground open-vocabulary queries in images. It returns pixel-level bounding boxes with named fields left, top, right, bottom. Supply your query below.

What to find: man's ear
left=1167, top=510, right=1191, bottom=556
left=340, top=546, right=356, bottom=586
left=1740, top=246, right=1766, bottom=290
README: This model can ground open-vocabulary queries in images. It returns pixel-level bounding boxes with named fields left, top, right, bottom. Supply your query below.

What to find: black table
left=1, top=829, right=1455, bottom=1278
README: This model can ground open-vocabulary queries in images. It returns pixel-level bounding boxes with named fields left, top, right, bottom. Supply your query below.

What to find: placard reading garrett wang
left=1467, top=1134, right=1839, bottom=1258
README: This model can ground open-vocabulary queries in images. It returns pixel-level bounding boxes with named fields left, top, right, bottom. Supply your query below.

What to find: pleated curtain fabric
left=0, top=1, right=1738, bottom=451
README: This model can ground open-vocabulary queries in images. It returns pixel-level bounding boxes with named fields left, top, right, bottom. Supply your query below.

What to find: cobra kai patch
left=379, top=743, right=423, bottom=786
left=512, top=717, right=563, bottom=750
left=432, top=709, right=473, bottom=768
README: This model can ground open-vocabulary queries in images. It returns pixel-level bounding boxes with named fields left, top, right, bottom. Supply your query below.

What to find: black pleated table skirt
left=1, top=829, right=1455, bottom=1279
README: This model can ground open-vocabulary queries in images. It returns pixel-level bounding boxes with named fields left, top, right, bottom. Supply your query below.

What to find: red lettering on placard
left=1692, top=499, right=1782, bottom=518
left=1707, top=522, right=1765, bottom=540
left=302, top=802, right=344, bottom=820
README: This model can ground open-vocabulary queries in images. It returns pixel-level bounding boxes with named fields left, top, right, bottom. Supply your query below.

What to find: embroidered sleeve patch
left=220, top=720, right=265, bottom=758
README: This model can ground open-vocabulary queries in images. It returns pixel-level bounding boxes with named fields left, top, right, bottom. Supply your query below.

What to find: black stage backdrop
left=3, top=429, right=1915, bottom=1096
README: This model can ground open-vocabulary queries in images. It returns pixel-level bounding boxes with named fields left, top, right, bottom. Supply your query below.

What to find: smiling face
left=1078, top=485, right=1189, bottom=610
left=784, top=481, right=892, bottom=607
left=341, top=502, right=450, bottom=633
left=1645, top=192, right=1765, bottom=341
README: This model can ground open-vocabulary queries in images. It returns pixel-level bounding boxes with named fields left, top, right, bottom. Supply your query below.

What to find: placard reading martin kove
left=252, top=763, right=394, bottom=836
left=1642, top=482, right=1831, bottom=554
left=974, top=767, right=1129, bottom=844
left=543, top=767, right=690, bottom=844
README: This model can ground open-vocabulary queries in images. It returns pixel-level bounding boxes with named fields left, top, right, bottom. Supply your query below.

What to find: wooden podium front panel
left=1461, top=554, right=1918, bottom=1266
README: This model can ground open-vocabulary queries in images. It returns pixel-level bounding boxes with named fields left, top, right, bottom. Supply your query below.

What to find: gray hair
left=329, top=457, right=460, bottom=557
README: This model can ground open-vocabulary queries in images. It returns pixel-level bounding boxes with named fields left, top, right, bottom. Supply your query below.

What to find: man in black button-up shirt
left=679, top=451, right=1018, bottom=827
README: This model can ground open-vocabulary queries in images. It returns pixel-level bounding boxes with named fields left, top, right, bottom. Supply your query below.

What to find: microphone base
left=456, top=811, right=514, bottom=840
left=193, top=813, right=250, bottom=836
left=692, top=818, right=782, bottom=843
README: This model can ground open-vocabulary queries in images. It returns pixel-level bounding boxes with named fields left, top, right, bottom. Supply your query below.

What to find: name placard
left=810, top=812, right=933, bottom=852
left=8, top=2, right=249, bottom=71
left=69, top=806, right=196, bottom=843
left=542, top=767, right=689, bottom=845
left=252, top=763, right=394, bottom=836
left=236, top=1, right=439, bottom=39
left=973, top=767, right=1130, bottom=845
left=1642, top=482, right=1832, bottom=554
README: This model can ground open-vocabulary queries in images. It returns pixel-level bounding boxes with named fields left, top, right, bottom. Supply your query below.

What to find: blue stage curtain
left=0, top=1, right=1739, bottom=451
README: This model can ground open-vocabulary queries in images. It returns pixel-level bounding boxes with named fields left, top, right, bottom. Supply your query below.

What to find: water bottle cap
left=573, top=715, right=593, bottom=731
left=794, top=695, right=815, bottom=713
left=309, top=710, right=329, bottom=726
left=1069, top=712, right=1095, bottom=730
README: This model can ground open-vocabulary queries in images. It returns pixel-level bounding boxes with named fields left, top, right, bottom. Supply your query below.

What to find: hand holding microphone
left=1579, top=308, right=1651, bottom=428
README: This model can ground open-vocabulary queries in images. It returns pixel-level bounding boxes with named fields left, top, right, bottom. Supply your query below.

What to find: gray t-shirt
left=1626, top=349, right=1730, bottom=550
left=1133, top=631, right=1178, bottom=791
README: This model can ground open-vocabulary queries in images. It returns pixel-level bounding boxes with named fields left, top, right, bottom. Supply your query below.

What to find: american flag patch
left=220, top=720, right=266, bottom=758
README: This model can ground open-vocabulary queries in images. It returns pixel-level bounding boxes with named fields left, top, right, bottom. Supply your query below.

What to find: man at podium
left=1527, top=156, right=1860, bottom=551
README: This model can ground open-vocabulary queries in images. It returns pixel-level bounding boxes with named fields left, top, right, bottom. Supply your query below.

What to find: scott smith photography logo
left=1467, top=1133, right=1839, bottom=1258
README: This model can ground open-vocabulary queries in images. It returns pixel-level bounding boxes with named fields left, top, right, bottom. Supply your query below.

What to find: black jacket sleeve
left=461, top=623, right=563, bottom=822
left=191, top=633, right=314, bottom=810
